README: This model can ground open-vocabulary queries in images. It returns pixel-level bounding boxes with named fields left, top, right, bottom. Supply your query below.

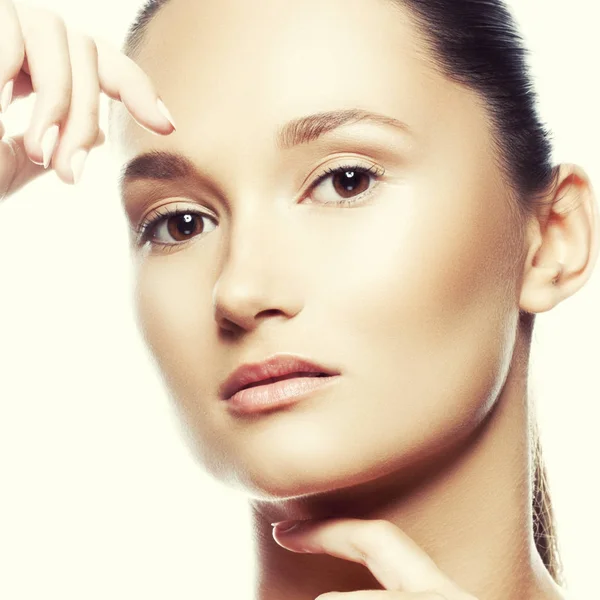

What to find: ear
left=519, top=163, right=600, bottom=314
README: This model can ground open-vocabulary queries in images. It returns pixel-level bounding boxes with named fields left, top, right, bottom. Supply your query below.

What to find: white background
left=0, top=1, right=598, bottom=598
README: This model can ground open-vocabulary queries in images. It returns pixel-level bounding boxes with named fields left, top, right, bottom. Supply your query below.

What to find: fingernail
left=70, top=149, right=88, bottom=184
left=1, top=80, right=13, bottom=114
left=41, top=125, right=60, bottom=169
left=272, top=521, right=300, bottom=533
left=156, top=98, right=176, bottom=130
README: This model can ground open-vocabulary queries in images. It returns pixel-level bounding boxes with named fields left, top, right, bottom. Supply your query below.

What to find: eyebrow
left=119, top=108, right=412, bottom=190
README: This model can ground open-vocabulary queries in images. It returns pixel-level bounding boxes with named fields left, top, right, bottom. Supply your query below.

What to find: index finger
left=273, top=518, right=474, bottom=598
left=95, top=38, right=176, bottom=136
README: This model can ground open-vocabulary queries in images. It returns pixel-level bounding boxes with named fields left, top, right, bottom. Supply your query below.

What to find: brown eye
left=166, top=213, right=205, bottom=241
left=332, top=170, right=371, bottom=199
left=142, top=208, right=217, bottom=247
left=309, top=163, right=385, bottom=206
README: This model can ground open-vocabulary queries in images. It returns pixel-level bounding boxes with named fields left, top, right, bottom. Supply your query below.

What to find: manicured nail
left=272, top=521, right=300, bottom=533
left=156, top=98, right=176, bottom=130
left=70, top=149, right=88, bottom=184
left=41, top=125, right=60, bottom=169
left=1, top=80, right=14, bottom=113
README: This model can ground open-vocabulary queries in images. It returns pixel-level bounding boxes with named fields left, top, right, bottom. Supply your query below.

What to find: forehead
left=136, top=0, right=418, bottom=77
left=115, top=0, right=489, bottom=173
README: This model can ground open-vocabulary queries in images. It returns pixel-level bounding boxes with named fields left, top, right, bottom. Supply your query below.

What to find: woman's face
left=117, top=0, right=523, bottom=498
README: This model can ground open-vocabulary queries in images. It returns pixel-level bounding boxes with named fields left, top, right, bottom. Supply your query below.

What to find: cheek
left=134, top=255, right=212, bottom=394
left=304, top=175, right=519, bottom=461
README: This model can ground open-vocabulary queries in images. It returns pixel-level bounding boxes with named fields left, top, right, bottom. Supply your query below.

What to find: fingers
left=273, top=519, right=476, bottom=599
left=0, top=0, right=25, bottom=113
left=50, top=30, right=100, bottom=183
left=0, top=2, right=176, bottom=195
left=96, top=39, right=176, bottom=135
left=15, top=4, right=73, bottom=168
left=0, top=129, right=104, bottom=197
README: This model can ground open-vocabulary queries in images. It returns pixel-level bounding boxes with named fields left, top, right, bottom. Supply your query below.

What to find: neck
left=248, top=333, right=565, bottom=600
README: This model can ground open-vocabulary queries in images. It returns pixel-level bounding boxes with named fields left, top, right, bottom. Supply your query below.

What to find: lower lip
left=225, top=375, right=340, bottom=415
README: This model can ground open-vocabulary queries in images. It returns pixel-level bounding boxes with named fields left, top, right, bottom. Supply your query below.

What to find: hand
left=272, top=518, right=478, bottom=599
left=0, top=0, right=176, bottom=198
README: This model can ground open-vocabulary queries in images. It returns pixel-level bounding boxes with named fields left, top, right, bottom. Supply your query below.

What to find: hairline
left=124, top=0, right=171, bottom=57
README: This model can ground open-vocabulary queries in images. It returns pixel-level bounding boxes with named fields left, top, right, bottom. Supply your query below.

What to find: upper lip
left=219, top=353, right=340, bottom=400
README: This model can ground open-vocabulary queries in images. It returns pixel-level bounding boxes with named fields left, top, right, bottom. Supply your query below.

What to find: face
left=115, top=0, right=523, bottom=498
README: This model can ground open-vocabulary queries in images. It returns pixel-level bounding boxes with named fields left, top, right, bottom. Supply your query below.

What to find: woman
left=1, top=0, right=597, bottom=598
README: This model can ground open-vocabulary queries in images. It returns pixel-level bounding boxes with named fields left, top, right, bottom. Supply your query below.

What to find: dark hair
left=123, top=0, right=563, bottom=584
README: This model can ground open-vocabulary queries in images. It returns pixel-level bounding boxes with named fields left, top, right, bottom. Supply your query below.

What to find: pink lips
left=219, top=354, right=341, bottom=415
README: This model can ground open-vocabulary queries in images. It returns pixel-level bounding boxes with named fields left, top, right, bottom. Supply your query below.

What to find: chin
left=196, top=427, right=437, bottom=504
left=230, top=462, right=381, bottom=502
left=191, top=429, right=379, bottom=500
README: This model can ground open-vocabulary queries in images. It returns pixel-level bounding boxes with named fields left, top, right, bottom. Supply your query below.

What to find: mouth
left=223, top=371, right=340, bottom=415
left=239, top=372, right=330, bottom=391
left=219, top=354, right=341, bottom=405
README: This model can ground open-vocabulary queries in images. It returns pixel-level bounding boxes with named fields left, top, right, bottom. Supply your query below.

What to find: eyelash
left=309, top=161, right=386, bottom=206
left=135, top=161, right=386, bottom=250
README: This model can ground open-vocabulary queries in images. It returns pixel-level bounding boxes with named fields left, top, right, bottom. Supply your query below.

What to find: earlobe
left=518, top=163, right=599, bottom=315
left=519, top=262, right=564, bottom=314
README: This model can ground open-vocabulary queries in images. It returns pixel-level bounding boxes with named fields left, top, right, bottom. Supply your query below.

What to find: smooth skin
left=2, top=0, right=598, bottom=599
left=113, top=1, right=598, bottom=599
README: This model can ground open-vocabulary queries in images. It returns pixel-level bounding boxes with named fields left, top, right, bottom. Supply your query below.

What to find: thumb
left=0, top=128, right=106, bottom=199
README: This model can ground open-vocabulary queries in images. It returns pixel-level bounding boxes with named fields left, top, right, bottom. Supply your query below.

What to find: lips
left=241, top=372, right=327, bottom=389
left=219, top=354, right=340, bottom=401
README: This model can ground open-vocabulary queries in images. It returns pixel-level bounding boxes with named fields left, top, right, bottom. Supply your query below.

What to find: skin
left=0, top=0, right=174, bottom=194
left=112, top=0, right=600, bottom=598
left=1, top=0, right=597, bottom=598
left=112, top=0, right=599, bottom=597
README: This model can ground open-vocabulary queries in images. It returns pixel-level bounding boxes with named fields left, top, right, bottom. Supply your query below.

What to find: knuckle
left=78, top=122, right=100, bottom=148
left=82, top=35, right=98, bottom=59
left=19, top=8, right=53, bottom=36
left=33, top=9, right=65, bottom=33
left=349, top=519, right=394, bottom=561
left=373, top=518, right=397, bottom=534
left=88, top=121, right=101, bottom=140
left=368, top=519, right=397, bottom=543
left=126, top=57, right=154, bottom=89
left=70, top=101, right=100, bottom=131
left=70, top=31, right=98, bottom=60
left=57, top=120, right=98, bottom=158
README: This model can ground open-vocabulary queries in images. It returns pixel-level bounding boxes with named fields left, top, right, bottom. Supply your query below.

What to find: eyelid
left=137, top=197, right=217, bottom=226
left=133, top=201, right=216, bottom=248
left=299, top=158, right=386, bottom=206
left=300, top=155, right=380, bottom=187
left=313, top=161, right=384, bottom=185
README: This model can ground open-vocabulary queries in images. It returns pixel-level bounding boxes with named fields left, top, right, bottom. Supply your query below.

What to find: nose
left=212, top=215, right=304, bottom=333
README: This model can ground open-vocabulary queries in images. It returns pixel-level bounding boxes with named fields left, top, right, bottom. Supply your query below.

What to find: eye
left=137, top=204, right=217, bottom=248
left=308, top=162, right=385, bottom=206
